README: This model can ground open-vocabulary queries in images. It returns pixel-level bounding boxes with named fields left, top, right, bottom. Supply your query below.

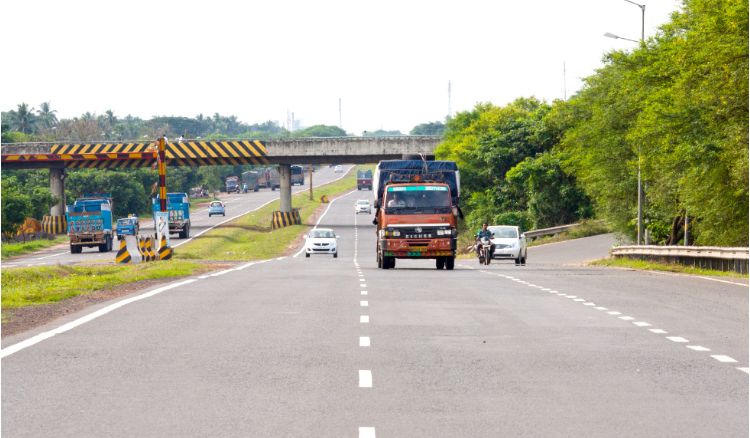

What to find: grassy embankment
left=1, top=261, right=205, bottom=309
left=1, top=235, right=69, bottom=260
left=176, top=167, right=362, bottom=261
left=590, top=257, right=749, bottom=279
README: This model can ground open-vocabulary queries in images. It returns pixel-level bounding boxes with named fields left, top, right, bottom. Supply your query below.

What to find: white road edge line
left=1, top=278, right=197, bottom=359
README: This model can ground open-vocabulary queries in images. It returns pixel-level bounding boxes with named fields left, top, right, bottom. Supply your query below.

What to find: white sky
left=1, top=0, right=681, bottom=135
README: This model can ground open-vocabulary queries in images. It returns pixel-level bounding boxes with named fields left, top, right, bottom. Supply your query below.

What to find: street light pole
left=606, top=0, right=645, bottom=244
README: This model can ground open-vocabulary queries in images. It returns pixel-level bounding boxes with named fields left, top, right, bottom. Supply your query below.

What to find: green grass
left=1, top=261, right=205, bottom=309
left=1, top=236, right=69, bottom=260
left=527, top=220, right=610, bottom=247
left=175, top=167, right=364, bottom=261
left=590, top=257, right=749, bottom=278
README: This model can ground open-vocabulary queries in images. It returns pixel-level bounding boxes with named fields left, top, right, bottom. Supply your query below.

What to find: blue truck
left=152, top=192, right=191, bottom=238
left=115, top=215, right=140, bottom=237
left=66, top=195, right=114, bottom=253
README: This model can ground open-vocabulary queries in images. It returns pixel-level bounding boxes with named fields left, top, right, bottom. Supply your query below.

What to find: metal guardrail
left=523, top=223, right=579, bottom=239
left=611, top=245, right=749, bottom=274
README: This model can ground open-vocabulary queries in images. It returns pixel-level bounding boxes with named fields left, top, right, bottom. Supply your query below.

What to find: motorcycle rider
left=475, top=223, right=495, bottom=259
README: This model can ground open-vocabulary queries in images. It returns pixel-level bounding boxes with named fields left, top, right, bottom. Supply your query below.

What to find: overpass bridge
left=1, top=136, right=441, bottom=231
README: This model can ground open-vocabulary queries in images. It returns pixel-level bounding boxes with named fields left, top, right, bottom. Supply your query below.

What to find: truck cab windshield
left=384, top=185, right=451, bottom=214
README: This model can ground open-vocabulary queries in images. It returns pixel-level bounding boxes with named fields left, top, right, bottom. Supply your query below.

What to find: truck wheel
left=377, top=253, right=383, bottom=269
left=305, top=252, right=310, bottom=258
left=107, top=236, right=113, bottom=252
left=445, top=257, right=455, bottom=270
left=436, top=257, right=445, bottom=270
left=71, top=244, right=82, bottom=254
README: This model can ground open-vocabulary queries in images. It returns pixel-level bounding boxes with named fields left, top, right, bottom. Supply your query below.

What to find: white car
left=304, top=228, right=338, bottom=258
left=355, top=199, right=371, bottom=214
left=488, top=225, right=527, bottom=265
left=334, top=165, right=343, bottom=173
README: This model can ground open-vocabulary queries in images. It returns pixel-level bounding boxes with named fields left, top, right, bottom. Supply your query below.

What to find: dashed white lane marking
left=359, top=279, right=366, bottom=282
left=649, top=329, right=668, bottom=334
left=564, top=295, right=577, bottom=298
left=359, top=426, right=377, bottom=438
left=608, top=311, right=622, bottom=315
left=573, top=298, right=585, bottom=302
left=360, top=301, right=369, bottom=307
left=360, top=284, right=367, bottom=288
left=618, top=316, right=635, bottom=321
left=711, top=355, right=738, bottom=363
left=361, top=291, right=368, bottom=295
left=666, top=336, right=689, bottom=343
left=595, top=306, right=608, bottom=310
left=359, top=370, right=373, bottom=387
left=359, top=336, right=371, bottom=347
left=687, top=345, right=711, bottom=352
left=737, top=367, right=750, bottom=374
left=583, top=302, right=596, bottom=306
left=633, top=321, right=652, bottom=327
left=360, top=315, right=370, bottom=323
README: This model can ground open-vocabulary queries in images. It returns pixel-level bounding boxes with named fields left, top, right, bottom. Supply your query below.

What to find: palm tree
left=37, top=101, right=58, bottom=129
left=11, top=103, right=37, bottom=134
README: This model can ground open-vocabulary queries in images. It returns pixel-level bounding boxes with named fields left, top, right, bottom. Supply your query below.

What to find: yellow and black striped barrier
left=272, top=209, right=302, bottom=229
left=158, top=235, right=173, bottom=260
left=115, top=238, right=131, bottom=264
left=41, top=215, right=67, bottom=234
left=147, top=237, right=158, bottom=261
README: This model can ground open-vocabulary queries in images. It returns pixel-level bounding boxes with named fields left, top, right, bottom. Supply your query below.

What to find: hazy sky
left=1, top=0, right=681, bottom=135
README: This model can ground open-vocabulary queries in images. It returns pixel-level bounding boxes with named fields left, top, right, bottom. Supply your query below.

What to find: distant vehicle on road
left=334, top=165, right=343, bottom=173
left=241, top=170, right=261, bottom=192
left=357, top=169, right=373, bottom=190
left=355, top=199, right=371, bottom=214
left=489, top=225, right=527, bottom=265
left=208, top=200, right=226, bottom=217
left=291, top=165, right=305, bottom=186
left=116, top=216, right=139, bottom=237
left=66, top=195, right=114, bottom=253
left=153, top=192, right=191, bottom=238
left=257, top=167, right=281, bottom=190
left=304, top=228, right=338, bottom=258
left=225, top=175, right=240, bottom=193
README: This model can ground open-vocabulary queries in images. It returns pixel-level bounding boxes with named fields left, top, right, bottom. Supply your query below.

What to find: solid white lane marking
left=649, top=329, right=668, bottom=334
left=359, top=336, right=371, bottom=347
left=1, top=278, right=197, bottom=358
left=666, top=336, right=689, bottom=343
left=209, top=269, right=235, bottom=277
left=687, top=345, right=711, bottom=352
left=359, top=427, right=377, bottom=438
left=360, top=301, right=369, bottom=307
left=359, top=370, right=372, bottom=387
left=608, top=311, right=622, bottom=315
left=633, top=321, right=652, bottom=327
left=618, top=316, right=635, bottom=321
left=33, top=251, right=67, bottom=260
left=197, top=275, right=209, bottom=279
left=711, top=355, right=738, bottom=363
left=360, top=315, right=369, bottom=323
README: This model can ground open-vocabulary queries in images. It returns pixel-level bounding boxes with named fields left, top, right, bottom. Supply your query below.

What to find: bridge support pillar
left=50, top=168, right=65, bottom=216
left=279, top=164, right=292, bottom=213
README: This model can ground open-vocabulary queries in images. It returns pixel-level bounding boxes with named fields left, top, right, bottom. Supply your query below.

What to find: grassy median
left=1, top=261, right=206, bottom=309
left=175, top=167, right=362, bottom=261
left=1, top=235, right=69, bottom=260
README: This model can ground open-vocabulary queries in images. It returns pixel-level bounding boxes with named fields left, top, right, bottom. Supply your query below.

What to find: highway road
left=1, top=166, right=352, bottom=268
left=2, top=189, right=747, bottom=437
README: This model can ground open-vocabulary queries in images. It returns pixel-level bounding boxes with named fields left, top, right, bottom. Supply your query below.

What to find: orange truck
left=373, top=159, right=461, bottom=270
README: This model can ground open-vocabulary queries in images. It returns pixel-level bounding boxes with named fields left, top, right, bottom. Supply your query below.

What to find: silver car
left=355, top=200, right=371, bottom=214
left=489, top=225, right=527, bottom=265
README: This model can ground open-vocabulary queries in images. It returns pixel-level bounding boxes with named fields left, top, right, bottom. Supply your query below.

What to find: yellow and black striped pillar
left=42, top=215, right=67, bottom=234
left=158, top=235, right=173, bottom=260
left=115, top=238, right=131, bottom=264
left=272, top=209, right=302, bottom=229
left=158, top=137, right=167, bottom=212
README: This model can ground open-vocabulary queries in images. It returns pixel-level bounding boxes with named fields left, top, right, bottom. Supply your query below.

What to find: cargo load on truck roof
left=373, top=160, right=460, bottom=206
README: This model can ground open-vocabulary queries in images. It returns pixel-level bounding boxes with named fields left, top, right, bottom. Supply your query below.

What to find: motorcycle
left=477, top=236, right=492, bottom=265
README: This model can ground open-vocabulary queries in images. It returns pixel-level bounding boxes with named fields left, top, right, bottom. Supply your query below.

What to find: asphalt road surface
left=2, top=166, right=352, bottom=268
left=2, top=190, right=747, bottom=437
